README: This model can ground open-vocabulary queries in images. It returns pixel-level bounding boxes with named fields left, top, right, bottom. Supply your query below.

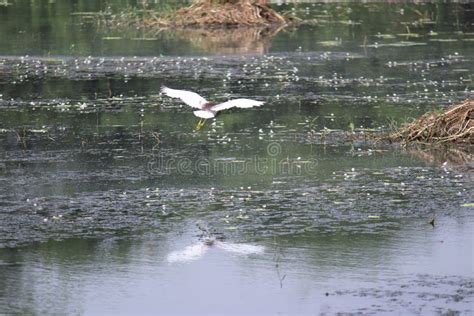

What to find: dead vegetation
left=144, top=0, right=289, bottom=28
left=94, top=1, right=293, bottom=54
left=96, top=0, right=292, bottom=30
left=388, top=99, right=473, bottom=145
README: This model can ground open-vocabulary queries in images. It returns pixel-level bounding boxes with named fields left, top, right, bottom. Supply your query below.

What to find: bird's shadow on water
left=166, top=224, right=265, bottom=264
left=166, top=240, right=265, bottom=263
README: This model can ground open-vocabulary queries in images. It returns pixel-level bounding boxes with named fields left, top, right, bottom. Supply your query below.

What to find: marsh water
left=0, top=1, right=473, bottom=314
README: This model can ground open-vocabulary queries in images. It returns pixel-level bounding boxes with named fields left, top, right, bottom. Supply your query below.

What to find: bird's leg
left=196, top=119, right=206, bottom=130
left=196, top=118, right=204, bottom=130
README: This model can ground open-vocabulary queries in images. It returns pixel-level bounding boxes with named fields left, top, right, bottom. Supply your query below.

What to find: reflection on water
left=0, top=215, right=472, bottom=315
left=409, top=146, right=473, bottom=169
left=0, top=0, right=473, bottom=314
left=171, top=26, right=286, bottom=55
left=167, top=239, right=265, bottom=263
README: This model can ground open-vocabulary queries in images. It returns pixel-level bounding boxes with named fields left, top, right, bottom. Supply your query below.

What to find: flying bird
left=160, top=86, right=264, bottom=129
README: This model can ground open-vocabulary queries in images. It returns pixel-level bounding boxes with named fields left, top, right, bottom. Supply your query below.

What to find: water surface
left=0, top=1, right=473, bottom=314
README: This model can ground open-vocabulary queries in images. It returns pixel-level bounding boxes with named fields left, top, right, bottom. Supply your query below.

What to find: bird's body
left=193, top=103, right=217, bottom=119
left=160, top=86, right=264, bottom=128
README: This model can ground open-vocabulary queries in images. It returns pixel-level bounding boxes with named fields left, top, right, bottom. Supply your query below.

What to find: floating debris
left=363, top=41, right=427, bottom=48
left=28, top=129, right=48, bottom=133
left=318, top=40, right=342, bottom=47
left=99, top=1, right=288, bottom=29
left=388, top=99, right=473, bottom=144
left=374, top=33, right=396, bottom=39
left=368, top=215, right=381, bottom=219
left=102, top=37, right=123, bottom=40
left=131, top=37, right=158, bottom=41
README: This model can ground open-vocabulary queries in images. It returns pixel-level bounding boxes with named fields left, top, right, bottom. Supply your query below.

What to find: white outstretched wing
left=211, top=98, right=264, bottom=112
left=160, top=86, right=208, bottom=109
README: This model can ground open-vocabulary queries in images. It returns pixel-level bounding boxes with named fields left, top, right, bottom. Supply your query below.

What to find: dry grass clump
left=389, top=99, right=473, bottom=144
left=144, top=0, right=288, bottom=27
